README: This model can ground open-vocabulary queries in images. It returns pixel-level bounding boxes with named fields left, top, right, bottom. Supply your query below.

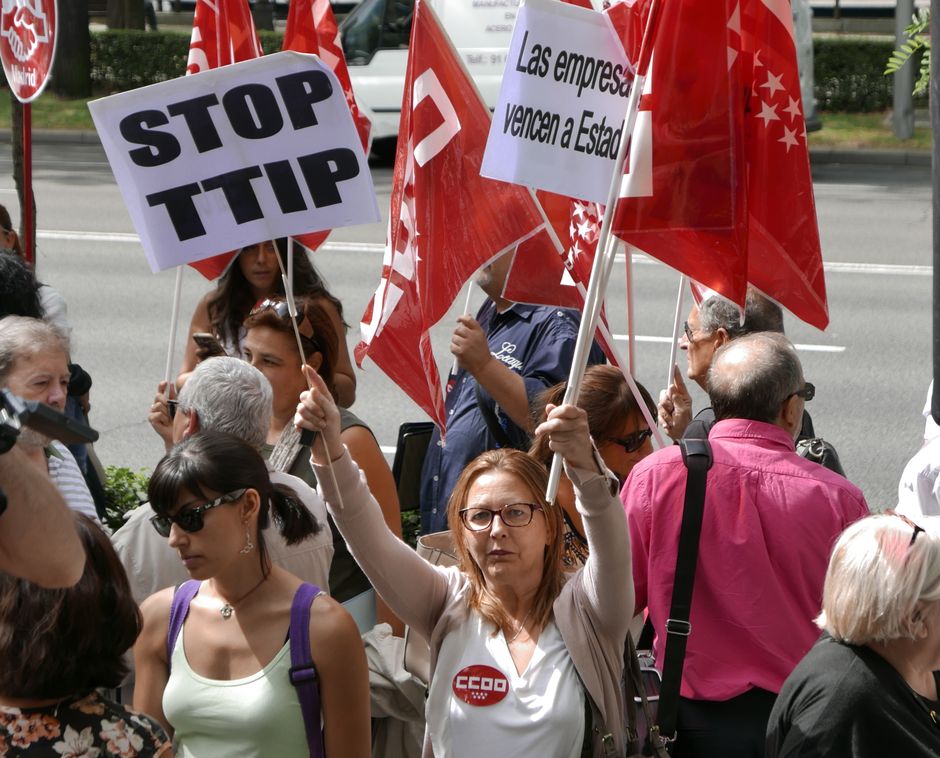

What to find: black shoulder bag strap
left=474, top=383, right=519, bottom=449
left=652, top=437, right=713, bottom=749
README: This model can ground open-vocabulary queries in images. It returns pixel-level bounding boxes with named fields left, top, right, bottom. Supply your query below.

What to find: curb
left=0, top=129, right=931, bottom=167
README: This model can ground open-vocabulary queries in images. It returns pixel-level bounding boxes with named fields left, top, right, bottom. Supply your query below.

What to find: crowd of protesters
left=2, top=223, right=940, bottom=758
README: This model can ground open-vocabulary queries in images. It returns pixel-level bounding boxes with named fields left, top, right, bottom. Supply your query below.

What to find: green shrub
left=90, top=29, right=285, bottom=91
left=102, top=465, right=150, bottom=533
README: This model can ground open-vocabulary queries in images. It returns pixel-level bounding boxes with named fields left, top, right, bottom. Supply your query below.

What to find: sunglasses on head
left=609, top=428, right=653, bottom=454
left=249, top=299, right=321, bottom=353
left=150, top=488, right=247, bottom=538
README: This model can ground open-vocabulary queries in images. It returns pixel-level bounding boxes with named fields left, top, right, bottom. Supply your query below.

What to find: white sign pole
left=667, top=275, right=687, bottom=387
left=164, top=266, right=185, bottom=387
left=545, top=0, right=663, bottom=504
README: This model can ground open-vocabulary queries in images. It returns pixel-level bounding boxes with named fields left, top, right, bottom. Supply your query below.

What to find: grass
left=0, top=93, right=932, bottom=152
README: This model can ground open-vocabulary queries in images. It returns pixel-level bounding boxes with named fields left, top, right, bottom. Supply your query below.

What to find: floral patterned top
left=0, top=691, right=170, bottom=757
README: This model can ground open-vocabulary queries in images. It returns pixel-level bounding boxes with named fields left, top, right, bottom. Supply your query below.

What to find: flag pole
left=546, top=0, right=664, bottom=504
left=164, top=266, right=185, bottom=387
left=624, top=241, right=636, bottom=374
left=667, top=275, right=687, bottom=386
left=450, top=282, right=476, bottom=381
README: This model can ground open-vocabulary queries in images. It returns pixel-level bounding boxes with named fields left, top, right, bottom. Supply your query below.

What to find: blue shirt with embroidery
left=419, top=299, right=604, bottom=533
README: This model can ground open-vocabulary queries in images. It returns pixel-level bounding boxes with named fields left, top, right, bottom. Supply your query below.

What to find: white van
left=342, top=0, right=820, bottom=146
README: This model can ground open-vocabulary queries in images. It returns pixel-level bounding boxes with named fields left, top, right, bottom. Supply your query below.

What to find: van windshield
left=341, top=0, right=415, bottom=64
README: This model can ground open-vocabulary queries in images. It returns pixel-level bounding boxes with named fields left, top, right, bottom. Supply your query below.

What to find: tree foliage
left=885, top=8, right=931, bottom=97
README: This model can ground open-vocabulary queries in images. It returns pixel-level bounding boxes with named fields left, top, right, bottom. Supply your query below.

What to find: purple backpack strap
left=289, top=582, right=325, bottom=758
left=166, top=580, right=201, bottom=665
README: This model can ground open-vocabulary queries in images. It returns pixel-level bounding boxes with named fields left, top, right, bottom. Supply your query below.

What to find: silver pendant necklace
left=507, top=609, right=533, bottom=643
left=217, top=576, right=267, bottom=619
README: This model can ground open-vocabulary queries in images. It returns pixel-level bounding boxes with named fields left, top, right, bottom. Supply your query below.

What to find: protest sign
left=480, top=0, right=632, bottom=204
left=89, top=51, right=380, bottom=273
left=0, top=0, right=57, bottom=103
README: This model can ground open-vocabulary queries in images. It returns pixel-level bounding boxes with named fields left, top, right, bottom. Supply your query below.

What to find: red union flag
left=738, top=0, right=827, bottom=329
left=357, top=0, right=546, bottom=429
left=609, top=0, right=748, bottom=308
left=0, top=0, right=56, bottom=103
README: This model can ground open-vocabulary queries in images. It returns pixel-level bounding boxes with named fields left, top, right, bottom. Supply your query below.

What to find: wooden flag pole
left=545, top=0, right=664, bottom=504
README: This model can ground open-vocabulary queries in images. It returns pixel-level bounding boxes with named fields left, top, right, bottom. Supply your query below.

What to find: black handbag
left=796, top=437, right=846, bottom=477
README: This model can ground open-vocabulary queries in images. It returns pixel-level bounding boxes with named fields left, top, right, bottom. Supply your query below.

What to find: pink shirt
left=622, top=419, right=869, bottom=701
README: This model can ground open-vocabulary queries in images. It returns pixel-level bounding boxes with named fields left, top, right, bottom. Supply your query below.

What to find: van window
left=342, top=0, right=415, bottom=65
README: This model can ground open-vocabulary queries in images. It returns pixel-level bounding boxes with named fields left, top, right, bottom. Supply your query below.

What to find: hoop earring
left=239, top=526, right=254, bottom=555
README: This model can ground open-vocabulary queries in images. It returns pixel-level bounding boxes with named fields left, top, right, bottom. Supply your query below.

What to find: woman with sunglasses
left=243, top=296, right=403, bottom=628
left=295, top=368, right=634, bottom=757
left=134, top=431, right=370, bottom=758
left=177, top=237, right=357, bottom=407
left=767, top=514, right=940, bottom=758
left=531, top=365, right=656, bottom=569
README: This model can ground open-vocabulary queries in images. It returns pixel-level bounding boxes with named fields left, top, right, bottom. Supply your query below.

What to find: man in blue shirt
left=419, top=251, right=604, bottom=533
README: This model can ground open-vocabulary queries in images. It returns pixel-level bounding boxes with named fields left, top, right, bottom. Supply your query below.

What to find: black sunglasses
left=249, top=299, right=322, bottom=353
left=166, top=399, right=179, bottom=419
left=609, top=428, right=653, bottom=454
left=150, top=489, right=247, bottom=538
left=789, top=382, right=815, bottom=402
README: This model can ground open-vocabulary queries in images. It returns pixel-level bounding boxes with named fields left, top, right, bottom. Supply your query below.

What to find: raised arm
left=134, top=587, right=175, bottom=736
left=0, top=445, right=84, bottom=587
left=534, top=403, right=633, bottom=635
left=296, top=366, right=453, bottom=638
left=176, top=293, right=212, bottom=387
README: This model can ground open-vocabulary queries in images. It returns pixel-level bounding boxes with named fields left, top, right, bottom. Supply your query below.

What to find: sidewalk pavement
left=0, top=128, right=931, bottom=167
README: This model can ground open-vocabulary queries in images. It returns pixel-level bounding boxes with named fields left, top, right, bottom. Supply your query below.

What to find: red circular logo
left=452, top=664, right=510, bottom=707
left=0, top=0, right=57, bottom=103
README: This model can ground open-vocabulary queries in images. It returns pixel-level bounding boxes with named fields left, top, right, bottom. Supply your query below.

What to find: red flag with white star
left=356, top=0, right=547, bottom=430
left=609, top=0, right=748, bottom=308
left=738, top=0, right=828, bottom=329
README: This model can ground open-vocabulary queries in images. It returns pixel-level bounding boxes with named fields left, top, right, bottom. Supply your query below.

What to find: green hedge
left=90, top=30, right=916, bottom=113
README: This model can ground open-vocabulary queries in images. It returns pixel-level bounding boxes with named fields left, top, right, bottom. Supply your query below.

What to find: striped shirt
left=46, top=441, right=101, bottom=526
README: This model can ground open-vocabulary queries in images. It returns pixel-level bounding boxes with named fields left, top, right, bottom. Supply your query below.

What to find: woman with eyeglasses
left=134, top=431, right=370, bottom=758
left=176, top=237, right=357, bottom=407
left=242, top=296, right=403, bottom=629
left=531, top=365, right=656, bottom=569
left=766, top=514, right=940, bottom=758
left=295, top=368, right=634, bottom=757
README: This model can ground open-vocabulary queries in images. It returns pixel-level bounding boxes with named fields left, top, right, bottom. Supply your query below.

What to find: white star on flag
left=756, top=100, right=779, bottom=127
left=783, top=96, right=801, bottom=121
left=572, top=201, right=588, bottom=221
left=760, top=70, right=785, bottom=97
left=778, top=125, right=799, bottom=152
left=577, top=218, right=595, bottom=240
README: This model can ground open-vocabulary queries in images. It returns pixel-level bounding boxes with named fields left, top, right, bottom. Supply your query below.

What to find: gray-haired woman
left=767, top=514, right=940, bottom=757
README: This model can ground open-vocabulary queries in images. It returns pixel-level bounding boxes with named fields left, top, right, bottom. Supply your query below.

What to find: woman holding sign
left=295, top=368, right=635, bottom=757
left=178, top=237, right=357, bottom=407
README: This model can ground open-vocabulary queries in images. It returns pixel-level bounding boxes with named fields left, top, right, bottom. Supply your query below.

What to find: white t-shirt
left=427, top=611, right=585, bottom=758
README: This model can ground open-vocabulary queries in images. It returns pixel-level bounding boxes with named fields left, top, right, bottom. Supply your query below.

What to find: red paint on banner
left=452, top=665, right=509, bottom=707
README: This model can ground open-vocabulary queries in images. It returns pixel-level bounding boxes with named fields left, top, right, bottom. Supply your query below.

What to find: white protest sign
left=89, top=51, right=380, bottom=273
left=480, top=0, right=633, bottom=204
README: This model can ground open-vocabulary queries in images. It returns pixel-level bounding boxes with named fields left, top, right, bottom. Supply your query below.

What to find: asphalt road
left=3, top=141, right=931, bottom=512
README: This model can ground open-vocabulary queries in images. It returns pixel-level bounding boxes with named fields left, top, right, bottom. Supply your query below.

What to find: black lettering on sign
left=147, top=183, right=204, bottom=240
left=120, top=110, right=181, bottom=168
left=222, top=84, right=284, bottom=140
left=167, top=94, right=223, bottom=153
left=201, top=166, right=265, bottom=224
left=276, top=71, right=333, bottom=130
left=297, top=148, right=359, bottom=208
left=263, top=160, right=308, bottom=214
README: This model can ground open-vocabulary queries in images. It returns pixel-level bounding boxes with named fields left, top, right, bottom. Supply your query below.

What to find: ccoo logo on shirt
left=452, top=664, right=509, bottom=707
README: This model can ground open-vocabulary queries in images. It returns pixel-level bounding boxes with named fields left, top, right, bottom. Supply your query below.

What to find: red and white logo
left=452, top=665, right=510, bottom=707
left=0, top=0, right=56, bottom=102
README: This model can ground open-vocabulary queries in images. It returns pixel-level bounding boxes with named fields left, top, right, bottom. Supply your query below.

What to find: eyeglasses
left=788, top=382, right=815, bottom=402
left=682, top=321, right=695, bottom=342
left=609, top=429, right=653, bottom=454
left=166, top=399, right=179, bottom=419
left=895, top=512, right=925, bottom=549
left=458, top=502, right=544, bottom=532
left=150, top=489, right=247, bottom=537
left=249, top=299, right=321, bottom=353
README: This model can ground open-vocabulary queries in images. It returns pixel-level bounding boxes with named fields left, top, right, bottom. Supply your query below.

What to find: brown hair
left=0, top=515, right=141, bottom=698
left=0, top=204, right=24, bottom=259
left=530, top=365, right=655, bottom=465
left=446, top=449, right=565, bottom=635
left=242, top=295, right=339, bottom=397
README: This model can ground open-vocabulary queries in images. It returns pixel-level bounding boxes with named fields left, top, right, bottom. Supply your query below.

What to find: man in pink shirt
left=622, top=332, right=869, bottom=758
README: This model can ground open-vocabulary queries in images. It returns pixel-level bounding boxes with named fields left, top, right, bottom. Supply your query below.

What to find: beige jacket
left=314, top=449, right=633, bottom=757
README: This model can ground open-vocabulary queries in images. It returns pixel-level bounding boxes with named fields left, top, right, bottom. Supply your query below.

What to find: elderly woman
left=766, top=514, right=940, bottom=757
left=295, top=367, right=634, bottom=756
left=0, top=514, right=170, bottom=755
left=531, top=365, right=655, bottom=569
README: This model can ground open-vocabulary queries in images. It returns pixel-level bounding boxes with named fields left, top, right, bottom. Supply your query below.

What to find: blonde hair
left=818, top=514, right=940, bottom=644
left=446, top=449, right=564, bottom=635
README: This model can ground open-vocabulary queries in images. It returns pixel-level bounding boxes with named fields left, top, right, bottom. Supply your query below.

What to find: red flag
left=738, top=0, right=827, bottom=329
left=184, top=0, right=263, bottom=279
left=356, top=0, right=547, bottom=429
left=610, top=0, right=748, bottom=307
left=283, top=0, right=372, bottom=152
